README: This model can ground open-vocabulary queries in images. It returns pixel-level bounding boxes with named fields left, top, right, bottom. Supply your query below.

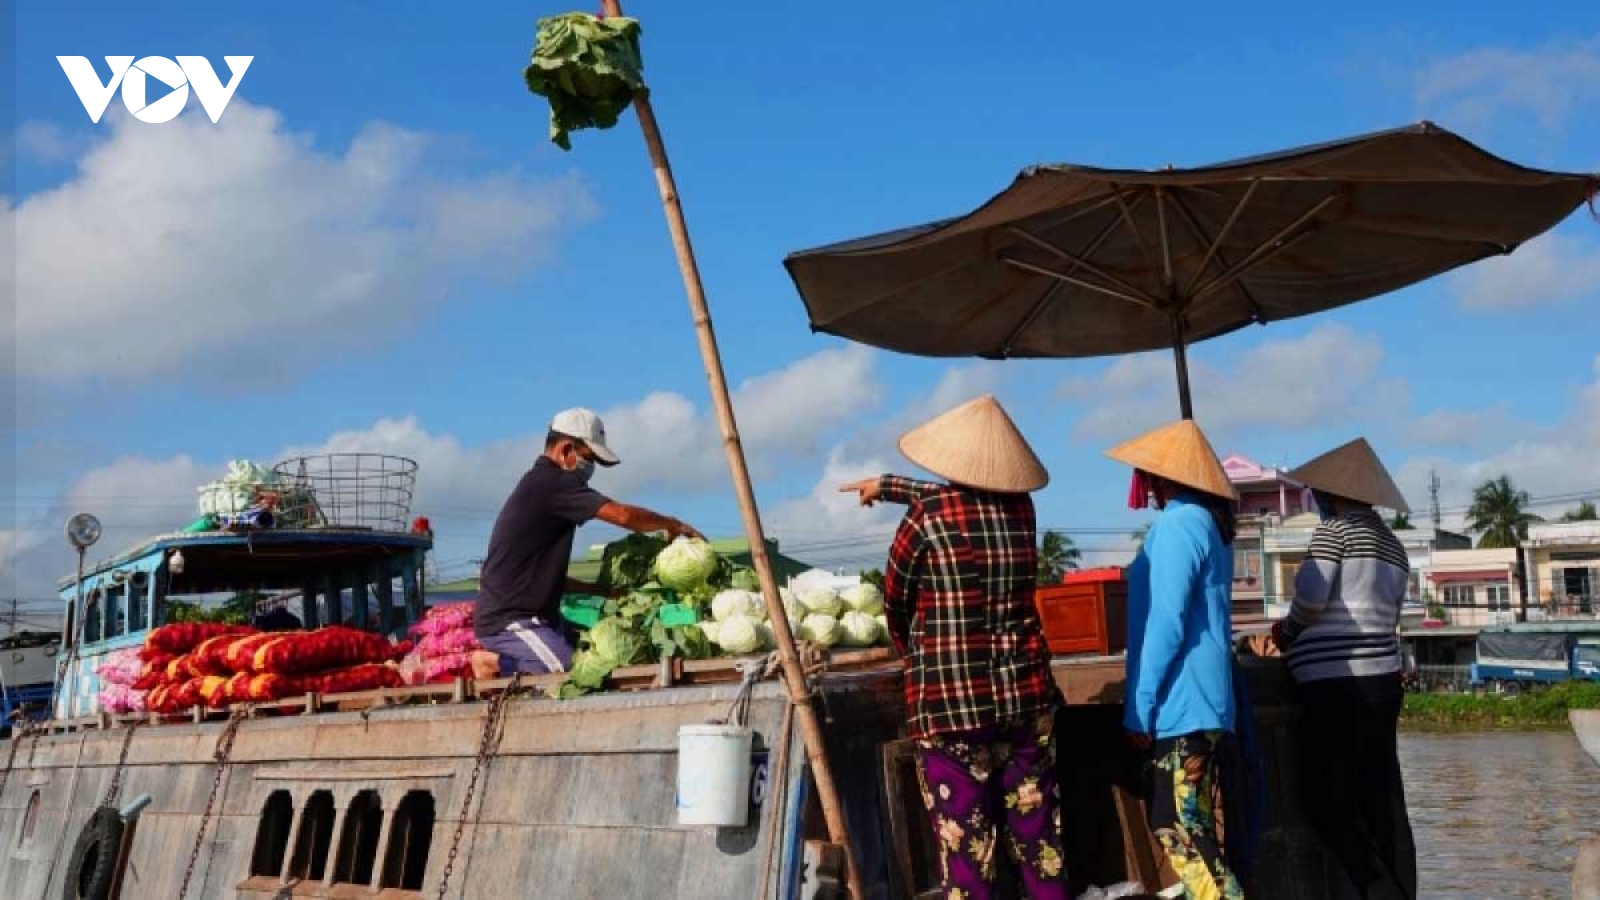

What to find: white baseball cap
left=549, top=408, right=620, bottom=466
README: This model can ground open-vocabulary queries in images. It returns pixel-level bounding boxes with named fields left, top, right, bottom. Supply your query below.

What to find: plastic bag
left=144, top=622, right=255, bottom=656
left=408, top=602, right=475, bottom=638
left=1077, top=883, right=1146, bottom=900
left=95, top=647, right=145, bottom=686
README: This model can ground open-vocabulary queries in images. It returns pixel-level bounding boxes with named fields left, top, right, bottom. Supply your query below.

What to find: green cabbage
left=800, top=614, right=842, bottom=647
left=557, top=650, right=616, bottom=698
left=699, top=619, right=722, bottom=646
left=799, top=588, right=843, bottom=618
left=715, top=613, right=764, bottom=654
left=596, top=532, right=668, bottom=591
left=654, top=537, right=719, bottom=591
left=587, top=617, right=649, bottom=667
left=730, top=567, right=761, bottom=592
left=841, top=583, right=884, bottom=616
left=839, top=611, right=882, bottom=647
left=711, top=589, right=762, bottom=622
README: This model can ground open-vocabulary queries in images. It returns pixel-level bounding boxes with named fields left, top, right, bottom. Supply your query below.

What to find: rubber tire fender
left=63, top=805, right=123, bottom=900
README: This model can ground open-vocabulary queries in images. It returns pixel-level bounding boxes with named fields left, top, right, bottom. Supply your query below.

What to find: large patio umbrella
left=785, top=122, right=1596, bottom=417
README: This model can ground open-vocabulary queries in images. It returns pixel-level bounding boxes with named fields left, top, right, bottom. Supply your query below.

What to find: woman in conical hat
left=1271, top=439, right=1416, bottom=900
left=1106, top=419, right=1245, bottom=900
left=840, top=395, right=1068, bottom=900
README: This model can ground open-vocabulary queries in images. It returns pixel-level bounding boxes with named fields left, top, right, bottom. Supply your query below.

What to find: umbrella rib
left=1188, top=193, right=1342, bottom=307
left=1110, top=184, right=1164, bottom=297
left=996, top=209, right=1130, bottom=354
left=1156, top=188, right=1175, bottom=295
left=998, top=281, right=1064, bottom=357
left=999, top=255, right=1163, bottom=313
left=1167, top=191, right=1268, bottom=323
left=1003, top=225, right=1163, bottom=307
left=1180, top=180, right=1260, bottom=298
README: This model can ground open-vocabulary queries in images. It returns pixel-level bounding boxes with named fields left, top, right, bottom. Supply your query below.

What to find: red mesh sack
left=132, top=653, right=178, bottom=690
left=187, top=634, right=246, bottom=676
left=221, top=633, right=281, bottom=673
left=144, top=623, right=255, bottom=656
left=196, top=675, right=231, bottom=709
left=251, top=627, right=407, bottom=674
left=307, top=663, right=403, bottom=695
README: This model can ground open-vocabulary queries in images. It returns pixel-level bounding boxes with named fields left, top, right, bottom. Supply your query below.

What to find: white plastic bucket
left=676, top=724, right=753, bottom=828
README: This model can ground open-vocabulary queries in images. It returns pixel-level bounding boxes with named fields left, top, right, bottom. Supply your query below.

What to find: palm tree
left=1389, top=512, right=1413, bottom=530
left=1465, top=475, right=1543, bottom=548
left=1561, top=500, right=1598, bottom=522
left=1037, top=531, right=1081, bottom=584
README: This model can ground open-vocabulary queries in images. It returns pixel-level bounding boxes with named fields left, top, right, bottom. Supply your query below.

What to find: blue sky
left=5, top=2, right=1599, bottom=618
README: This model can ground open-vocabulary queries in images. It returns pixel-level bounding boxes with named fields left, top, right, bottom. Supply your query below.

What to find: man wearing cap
left=472, top=408, right=703, bottom=675
left=841, top=395, right=1068, bottom=900
left=1271, top=439, right=1417, bottom=900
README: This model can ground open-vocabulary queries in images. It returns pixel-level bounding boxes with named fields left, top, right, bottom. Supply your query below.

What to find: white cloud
left=1059, top=324, right=1407, bottom=441
left=1451, top=233, right=1600, bottom=311
left=1413, top=36, right=1600, bottom=132
left=765, top=447, right=902, bottom=569
left=8, top=101, right=594, bottom=383
left=1396, top=354, right=1600, bottom=519
left=1406, top=405, right=1514, bottom=448
left=763, top=361, right=1012, bottom=571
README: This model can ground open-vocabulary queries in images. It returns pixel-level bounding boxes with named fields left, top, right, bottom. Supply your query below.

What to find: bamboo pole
left=597, top=2, right=864, bottom=896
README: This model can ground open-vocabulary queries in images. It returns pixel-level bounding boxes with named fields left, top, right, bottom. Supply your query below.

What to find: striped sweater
left=1280, top=509, right=1409, bottom=683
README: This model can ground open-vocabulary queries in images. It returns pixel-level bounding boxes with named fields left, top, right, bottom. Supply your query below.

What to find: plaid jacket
left=879, top=475, right=1059, bottom=739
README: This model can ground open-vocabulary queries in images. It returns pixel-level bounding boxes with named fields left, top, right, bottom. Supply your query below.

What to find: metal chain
left=434, top=674, right=524, bottom=900
left=177, top=711, right=246, bottom=900
left=100, top=720, right=142, bottom=809
left=0, top=720, right=44, bottom=801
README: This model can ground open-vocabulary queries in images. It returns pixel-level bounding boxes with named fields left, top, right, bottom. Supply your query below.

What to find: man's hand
left=838, top=478, right=883, bottom=508
left=665, top=518, right=704, bottom=541
left=1125, top=729, right=1153, bottom=751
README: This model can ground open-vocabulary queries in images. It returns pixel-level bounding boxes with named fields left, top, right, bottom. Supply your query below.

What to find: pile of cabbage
left=557, top=535, right=891, bottom=698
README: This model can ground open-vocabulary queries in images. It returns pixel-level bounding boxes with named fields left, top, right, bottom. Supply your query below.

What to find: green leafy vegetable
left=597, top=532, right=668, bottom=593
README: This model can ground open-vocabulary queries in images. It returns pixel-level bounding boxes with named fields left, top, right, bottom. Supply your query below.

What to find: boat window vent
left=331, top=790, right=383, bottom=886
left=287, top=790, right=336, bottom=882
left=381, top=790, right=435, bottom=891
left=249, top=790, right=293, bottom=877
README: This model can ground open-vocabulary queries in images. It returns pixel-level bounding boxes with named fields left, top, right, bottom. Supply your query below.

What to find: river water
left=1402, top=730, right=1600, bottom=899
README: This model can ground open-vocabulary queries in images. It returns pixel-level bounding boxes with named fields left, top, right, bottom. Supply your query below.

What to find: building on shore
left=1522, top=520, right=1600, bottom=621
left=1222, top=455, right=1311, bottom=618
left=1424, top=547, right=1523, bottom=628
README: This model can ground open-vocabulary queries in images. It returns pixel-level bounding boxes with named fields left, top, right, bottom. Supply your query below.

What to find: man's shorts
left=479, top=618, right=574, bottom=675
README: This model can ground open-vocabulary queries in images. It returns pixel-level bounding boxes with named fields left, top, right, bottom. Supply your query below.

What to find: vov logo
left=57, top=56, right=253, bottom=124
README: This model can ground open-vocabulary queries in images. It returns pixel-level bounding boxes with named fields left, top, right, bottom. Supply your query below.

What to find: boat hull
left=1574, top=709, right=1600, bottom=768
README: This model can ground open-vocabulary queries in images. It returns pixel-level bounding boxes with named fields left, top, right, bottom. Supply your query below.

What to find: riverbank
left=1401, top=682, right=1600, bottom=729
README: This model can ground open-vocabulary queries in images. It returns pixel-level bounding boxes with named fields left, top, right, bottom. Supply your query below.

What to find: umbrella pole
left=599, top=3, right=864, bottom=896
left=1171, top=316, right=1195, bottom=419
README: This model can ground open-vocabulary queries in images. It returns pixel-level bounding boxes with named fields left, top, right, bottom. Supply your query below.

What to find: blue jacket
left=1124, top=493, right=1236, bottom=738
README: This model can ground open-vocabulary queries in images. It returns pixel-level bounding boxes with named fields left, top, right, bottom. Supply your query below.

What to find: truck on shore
left=1470, top=629, right=1600, bottom=691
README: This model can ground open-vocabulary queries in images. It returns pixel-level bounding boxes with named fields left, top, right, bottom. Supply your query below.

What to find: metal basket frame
left=270, top=453, right=419, bottom=533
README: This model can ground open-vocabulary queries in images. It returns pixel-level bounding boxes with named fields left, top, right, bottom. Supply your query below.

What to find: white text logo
left=57, top=56, right=254, bottom=124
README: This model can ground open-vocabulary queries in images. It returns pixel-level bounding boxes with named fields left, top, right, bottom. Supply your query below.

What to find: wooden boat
left=0, top=504, right=1349, bottom=899
left=1574, top=709, right=1600, bottom=769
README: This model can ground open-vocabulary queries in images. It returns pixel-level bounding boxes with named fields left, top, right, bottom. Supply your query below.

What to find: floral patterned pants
left=914, top=711, right=1068, bottom=900
left=1148, top=731, right=1246, bottom=900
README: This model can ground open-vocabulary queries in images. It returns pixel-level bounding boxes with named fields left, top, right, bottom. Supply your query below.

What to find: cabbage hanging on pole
left=522, top=12, right=646, bottom=150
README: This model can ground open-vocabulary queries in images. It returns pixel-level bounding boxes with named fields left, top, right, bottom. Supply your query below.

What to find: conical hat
left=898, top=395, right=1048, bottom=493
left=1104, top=419, right=1237, bottom=501
left=1289, top=438, right=1410, bottom=513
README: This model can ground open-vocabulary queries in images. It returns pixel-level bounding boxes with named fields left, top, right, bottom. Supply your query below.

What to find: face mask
left=572, top=457, right=596, bottom=485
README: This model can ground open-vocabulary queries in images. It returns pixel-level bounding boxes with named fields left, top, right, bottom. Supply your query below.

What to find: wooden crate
left=1034, top=568, right=1127, bottom=656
